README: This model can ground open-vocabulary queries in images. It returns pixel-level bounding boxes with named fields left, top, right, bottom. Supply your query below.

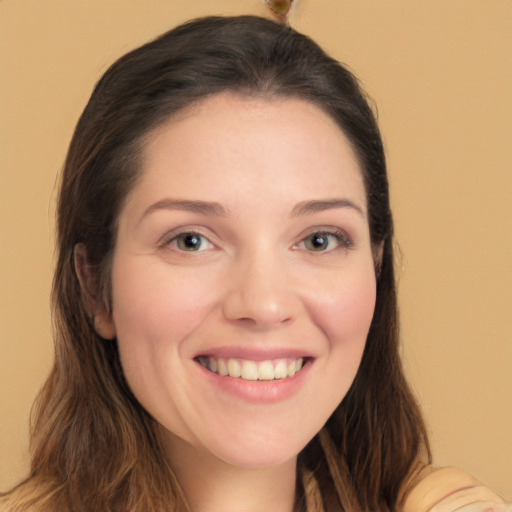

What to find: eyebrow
left=141, top=198, right=229, bottom=220
left=291, top=198, right=365, bottom=217
left=140, top=197, right=364, bottom=223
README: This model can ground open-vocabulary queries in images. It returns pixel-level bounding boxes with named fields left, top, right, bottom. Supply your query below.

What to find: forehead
left=129, top=93, right=366, bottom=213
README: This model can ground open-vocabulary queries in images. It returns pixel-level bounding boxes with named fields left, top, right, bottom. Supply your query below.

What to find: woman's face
left=101, top=93, right=377, bottom=469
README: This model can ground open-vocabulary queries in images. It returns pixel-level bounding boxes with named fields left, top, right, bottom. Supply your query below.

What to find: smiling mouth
left=196, top=356, right=307, bottom=381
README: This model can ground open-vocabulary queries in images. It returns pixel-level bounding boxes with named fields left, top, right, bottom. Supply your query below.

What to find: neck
left=162, top=434, right=298, bottom=512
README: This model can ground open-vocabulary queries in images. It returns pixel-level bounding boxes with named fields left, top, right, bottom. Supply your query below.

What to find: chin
left=217, top=446, right=300, bottom=470
left=203, top=429, right=312, bottom=470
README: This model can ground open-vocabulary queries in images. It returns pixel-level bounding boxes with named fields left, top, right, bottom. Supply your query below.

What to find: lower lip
left=195, top=359, right=313, bottom=404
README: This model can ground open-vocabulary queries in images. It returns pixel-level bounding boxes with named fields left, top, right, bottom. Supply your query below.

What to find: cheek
left=298, top=266, right=377, bottom=424
left=110, top=260, right=220, bottom=377
left=310, top=268, right=377, bottom=346
left=112, top=260, right=215, bottom=337
left=109, top=259, right=224, bottom=433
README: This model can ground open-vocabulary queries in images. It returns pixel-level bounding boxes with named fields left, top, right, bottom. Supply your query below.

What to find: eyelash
left=160, top=227, right=353, bottom=254
left=160, top=229, right=214, bottom=252
left=294, top=228, right=354, bottom=253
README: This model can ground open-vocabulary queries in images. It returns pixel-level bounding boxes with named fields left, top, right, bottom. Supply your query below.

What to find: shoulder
left=401, top=466, right=511, bottom=512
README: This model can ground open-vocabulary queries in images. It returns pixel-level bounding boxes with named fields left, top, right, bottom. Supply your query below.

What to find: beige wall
left=1, top=0, right=510, bottom=499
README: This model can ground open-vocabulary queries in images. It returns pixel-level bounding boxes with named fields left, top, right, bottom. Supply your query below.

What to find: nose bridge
left=222, top=244, right=297, bottom=327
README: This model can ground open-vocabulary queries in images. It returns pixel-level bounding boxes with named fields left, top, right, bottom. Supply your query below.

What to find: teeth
left=287, top=360, right=297, bottom=377
left=217, top=358, right=229, bottom=376
left=273, top=359, right=287, bottom=379
left=227, top=358, right=241, bottom=378
left=258, top=360, right=274, bottom=380
left=240, top=360, right=258, bottom=381
left=198, top=356, right=306, bottom=381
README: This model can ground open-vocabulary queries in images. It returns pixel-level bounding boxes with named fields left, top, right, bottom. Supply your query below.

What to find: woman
left=1, top=15, right=508, bottom=512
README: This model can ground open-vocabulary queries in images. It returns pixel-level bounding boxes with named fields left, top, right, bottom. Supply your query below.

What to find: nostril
left=233, top=314, right=293, bottom=327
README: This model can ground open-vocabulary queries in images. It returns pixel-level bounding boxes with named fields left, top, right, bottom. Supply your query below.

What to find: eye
left=167, top=232, right=214, bottom=252
left=296, top=229, right=353, bottom=252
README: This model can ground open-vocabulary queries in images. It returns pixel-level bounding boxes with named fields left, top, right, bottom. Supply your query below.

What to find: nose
left=222, top=251, right=298, bottom=328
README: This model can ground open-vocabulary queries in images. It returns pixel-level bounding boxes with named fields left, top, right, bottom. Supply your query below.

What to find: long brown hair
left=2, top=15, right=430, bottom=511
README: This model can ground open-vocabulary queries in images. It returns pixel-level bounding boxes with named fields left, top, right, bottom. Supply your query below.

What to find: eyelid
left=294, top=227, right=354, bottom=252
left=157, top=225, right=354, bottom=253
left=159, top=227, right=216, bottom=251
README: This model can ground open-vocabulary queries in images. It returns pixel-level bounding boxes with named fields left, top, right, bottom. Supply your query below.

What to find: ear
left=74, top=243, right=116, bottom=340
left=373, top=241, right=384, bottom=278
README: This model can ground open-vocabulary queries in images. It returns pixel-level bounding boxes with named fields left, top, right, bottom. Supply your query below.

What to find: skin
left=90, top=93, right=377, bottom=511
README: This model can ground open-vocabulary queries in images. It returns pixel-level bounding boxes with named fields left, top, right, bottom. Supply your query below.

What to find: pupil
left=311, top=235, right=327, bottom=249
left=183, top=234, right=200, bottom=249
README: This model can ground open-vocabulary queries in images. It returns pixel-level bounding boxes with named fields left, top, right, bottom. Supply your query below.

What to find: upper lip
left=193, top=345, right=315, bottom=361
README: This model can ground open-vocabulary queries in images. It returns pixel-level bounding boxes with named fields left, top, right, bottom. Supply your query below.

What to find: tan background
left=1, top=0, right=511, bottom=500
